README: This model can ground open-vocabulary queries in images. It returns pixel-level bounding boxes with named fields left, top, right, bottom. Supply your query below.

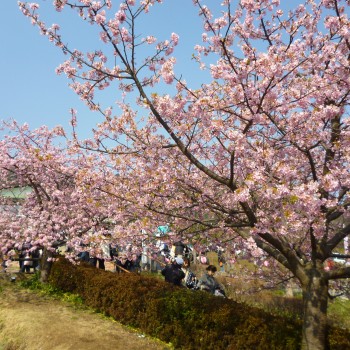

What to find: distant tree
left=0, top=121, right=117, bottom=281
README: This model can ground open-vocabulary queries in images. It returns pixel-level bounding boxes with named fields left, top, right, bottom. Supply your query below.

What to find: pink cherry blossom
left=12, top=1, right=350, bottom=349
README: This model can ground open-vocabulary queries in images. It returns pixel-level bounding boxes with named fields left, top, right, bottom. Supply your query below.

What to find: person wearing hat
left=161, top=256, right=185, bottom=286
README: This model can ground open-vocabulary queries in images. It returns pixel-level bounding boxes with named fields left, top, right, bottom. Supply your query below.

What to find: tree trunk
left=192, top=249, right=197, bottom=264
left=39, top=248, right=54, bottom=283
left=301, top=270, right=329, bottom=350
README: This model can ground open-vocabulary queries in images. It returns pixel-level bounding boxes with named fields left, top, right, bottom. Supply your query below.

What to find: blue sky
left=1, top=1, right=332, bottom=140
left=1, top=1, right=207, bottom=140
left=1, top=1, right=90, bottom=138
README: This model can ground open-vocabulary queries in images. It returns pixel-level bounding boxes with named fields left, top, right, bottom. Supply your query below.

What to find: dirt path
left=0, top=273, right=171, bottom=350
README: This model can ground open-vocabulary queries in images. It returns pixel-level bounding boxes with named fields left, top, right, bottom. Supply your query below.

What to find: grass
left=19, top=272, right=84, bottom=308
left=0, top=318, right=22, bottom=350
left=328, top=297, right=350, bottom=329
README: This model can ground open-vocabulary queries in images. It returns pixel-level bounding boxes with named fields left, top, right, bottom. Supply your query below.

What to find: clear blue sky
left=1, top=1, right=207, bottom=140
left=0, top=1, right=320, bottom=140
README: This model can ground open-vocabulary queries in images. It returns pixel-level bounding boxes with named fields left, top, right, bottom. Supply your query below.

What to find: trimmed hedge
left=48, top=258, right=350, bottom=350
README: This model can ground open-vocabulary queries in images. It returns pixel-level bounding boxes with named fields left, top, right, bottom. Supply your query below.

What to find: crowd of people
left=1, top=236, right=227, bottom=298
left=1, top=244, right=42, bottom=274
left=161, top=255, right=226, bottom=297
left=75, top=239, right=227, bottom=297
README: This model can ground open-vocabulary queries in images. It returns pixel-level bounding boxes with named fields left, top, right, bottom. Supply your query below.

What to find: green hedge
left=48, top=258, right=350, bottom=350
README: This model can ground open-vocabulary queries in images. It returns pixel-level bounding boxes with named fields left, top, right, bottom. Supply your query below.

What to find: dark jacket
left=115, top=257, right=132, bottom=272
left=129, top=255, right=141, bottom=272
left=173, top=241, right=187, bottom=256
left=161, top=263, right=185, bottom=286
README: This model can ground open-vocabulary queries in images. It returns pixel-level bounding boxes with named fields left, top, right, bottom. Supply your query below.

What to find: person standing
left=21, top=250, right=32, bottom=273
left=1, top=254, right=9, bottom=273
left=115, top=254, right=132, bottom=273
left=173, top=241, right=187, bottom=257
left=31, top=248, right=42, bottom=272
left=129, top=253, right=141, bottom=273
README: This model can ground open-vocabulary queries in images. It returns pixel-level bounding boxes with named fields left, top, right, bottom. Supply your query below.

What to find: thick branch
left=327, top=223, right=350, bottom=251
left=325, top=265, right=350, bottom=280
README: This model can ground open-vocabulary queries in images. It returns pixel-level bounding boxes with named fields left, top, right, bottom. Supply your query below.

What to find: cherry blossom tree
left=0, top=121, right=121, bottom=280
left=0, top=120, right=167, bottom=279
left=17, top=0, right=350, bottom=348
